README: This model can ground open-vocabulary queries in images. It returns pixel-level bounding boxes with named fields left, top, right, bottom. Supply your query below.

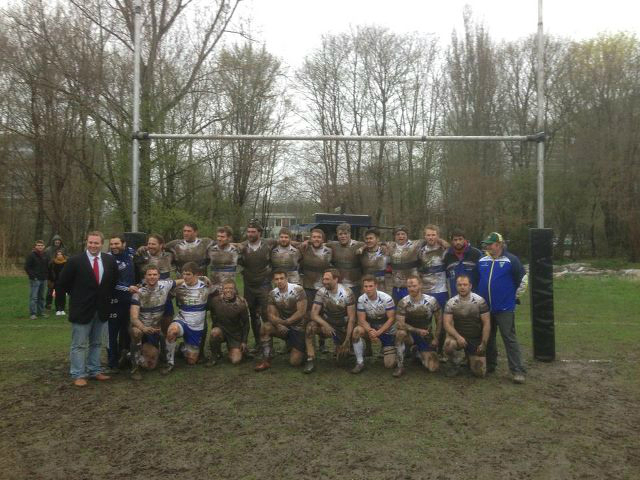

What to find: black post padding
left=124, top=232, right=148, bottom=250
left=529, top=228, right=555, bottom=361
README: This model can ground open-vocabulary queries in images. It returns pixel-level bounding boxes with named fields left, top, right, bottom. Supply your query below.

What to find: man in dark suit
left=58, top=231, right=119, bottom=387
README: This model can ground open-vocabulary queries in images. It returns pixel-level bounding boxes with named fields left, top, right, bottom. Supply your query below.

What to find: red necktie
left=93, top=256, right=100, bottom=284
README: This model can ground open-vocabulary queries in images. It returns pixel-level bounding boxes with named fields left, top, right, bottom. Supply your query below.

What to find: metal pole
left=131, top=0, right=142, bottom=232
left=137, top=133, right=539, bottom=143
left=536, top=0, right=545, bottom=228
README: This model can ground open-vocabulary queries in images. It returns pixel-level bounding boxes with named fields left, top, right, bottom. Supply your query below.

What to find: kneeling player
left=303, top=269, right=356, bottom=373
left=393, top=275, right=442, bottom=377
left=255, top=269, right=308, bottom=371
left=351, top=275, right=396, bottom=374
left=129, top=266, right=180, bottom=380
left=443, top=274, right=490, bottom=377
left=208, top=279, right=250, bottom=365
left=163, top=262, right=215, bottom=374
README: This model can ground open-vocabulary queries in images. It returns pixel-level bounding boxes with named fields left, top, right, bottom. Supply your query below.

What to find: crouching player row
left=297, top=269, right=490, bottom=378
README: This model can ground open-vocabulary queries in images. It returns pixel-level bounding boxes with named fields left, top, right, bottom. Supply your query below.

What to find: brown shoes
left=254, top=359, right=272, bottom=372
left=73, top=378, right=88, bottom=387
left=92, top=373, right=111, bottom=381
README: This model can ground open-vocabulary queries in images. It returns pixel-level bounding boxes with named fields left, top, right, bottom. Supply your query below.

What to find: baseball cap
left=481, top=232, right=504, bottom=245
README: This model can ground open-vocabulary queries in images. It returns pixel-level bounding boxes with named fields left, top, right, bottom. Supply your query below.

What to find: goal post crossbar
left=134, top=132, right=545, bottom=143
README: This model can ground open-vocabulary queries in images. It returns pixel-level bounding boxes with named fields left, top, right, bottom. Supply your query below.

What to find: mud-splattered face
left=363, top=280, right=377, bottom=298
left=456, top=276, right=471, bottom=296
left=182, top=226, right=197, bottom=242
left=407, top=277, right=421, bottom=297
left=278, top=233, right=290, bottom=247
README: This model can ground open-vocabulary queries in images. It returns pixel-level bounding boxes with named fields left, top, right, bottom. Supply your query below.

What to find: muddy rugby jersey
left=418, top=244, right=448, bottom=294
left=268, top=283, right=307, bottom=330
left=173, top=278, right=216, bottom=331
left=301, top=245, right=333, bottom=290
left=387, top=240, right=423, bottom=288
left=356, top=290, right=395, bottom=327
left=444, top=292, right=489, bottom=341
left=206, top=243, right=240, bottom=292
left=359, top=246, right=390, bottom=293
left=131, top=279, right=176, bottom=328
left=271, top=244, right=302, bottom=285
left=396, top=293, right=440, bottom=330
left=327, top=240, right=364, bottom=288
left=165, top=238, right=212, bottom=274
left=313, top=284, right=355, bottom=328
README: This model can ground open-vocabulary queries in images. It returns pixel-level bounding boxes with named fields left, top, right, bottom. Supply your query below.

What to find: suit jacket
left=58, top=251, right=118, bottom=324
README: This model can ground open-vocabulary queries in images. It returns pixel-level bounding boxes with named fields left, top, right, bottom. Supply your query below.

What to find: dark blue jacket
left=477, top=249, right=526, bottom=313
left=443, top=243, right=483, bottom=294
left=109, top=247, right=135, bottom=303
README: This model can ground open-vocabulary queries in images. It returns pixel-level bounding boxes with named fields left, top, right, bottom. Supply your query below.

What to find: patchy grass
left=1, top=275, right=639, bottom=479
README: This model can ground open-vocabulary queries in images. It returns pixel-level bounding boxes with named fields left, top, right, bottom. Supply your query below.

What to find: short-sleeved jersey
left=396, top=293, right=440, bottom=330
left=356, top=291, right=395, bottom=326
left=268, top=283, right=306, bottom=330
left=327, top=240, right=364, bottom=288
left=173, top=278, right=215, bottom=331
left=271, top=244, right=302, bottom=285
left=301, top=245, right=333, bottom=290
left=313, top=284, right=355, bottom=328
left=444, top=292, right=489, bottom=341
left=359, top=246, right=389, bottom=292
left=206, top=242, right=240, bottom=292
left=131, top=279, right=176, bottom=328
left=418, top=244, right=448, bottom=294
left=136, top=250, right=173, bottom=279
left=165, top=238, right=212, bottom=274
left=387, top=240, right=423, bottom=288
left=239, top=238, right=277, bottom=287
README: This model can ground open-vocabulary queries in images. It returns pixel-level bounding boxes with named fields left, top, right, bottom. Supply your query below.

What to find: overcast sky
left=238, top=0, right=640, bottom=68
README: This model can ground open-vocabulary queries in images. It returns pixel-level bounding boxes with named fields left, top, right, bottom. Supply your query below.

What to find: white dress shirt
left=86, top=250, right=104, bottom=284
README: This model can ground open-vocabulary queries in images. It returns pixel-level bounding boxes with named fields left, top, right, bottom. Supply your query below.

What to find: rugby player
left=443, top=274, right=491, bottom=378
left=208, top=279, right=250, bottom=365
left=299, top=228, right=333, bottom=354
left=129, top=265, right=183, bottom=380
left=165, top=222, right=212, bottom=275
left=270, top=227, right=303, bottom=285
left=351, top=275, right=396, bottom=374
left=303, top=269, right=356, bottom=374
left=443, top=228, right=482, bottom=296
left=418, top=225, right=449, bottom=358
left=163, top=262, right=216, bottom=374
left=386, top=226, right=424, bottom=302
left=206, top=226, right=240, bottom=294
left=106, top=235, right=135, bottom=372
left=254, top=269, right=308, bottom=371
left=134, top=234, right=173, bottom=281
left=393, top=275, right=442, bottom=377
left=358, top=229, right=390, bottom=294
left=326, top=223, right=364, bottom=299
left=238, top=220, right=277, bottom=351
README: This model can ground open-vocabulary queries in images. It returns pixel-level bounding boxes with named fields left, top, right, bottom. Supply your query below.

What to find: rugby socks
left=353, top=338, right=365, bottom=365
left=165, top=339, right=176, bottom=366
left=396, top=343, right=405, bottom=368
left=261, top=339, right=272, bottom=359
left=130, top=340, right=142, bottom=366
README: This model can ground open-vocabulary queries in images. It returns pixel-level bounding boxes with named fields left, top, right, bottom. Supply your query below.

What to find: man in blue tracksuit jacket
left=106, top=235, right=136, bottom=371
left=477, top=232, right=527, bottom=383
left=443, top=228, right=483, bottom=296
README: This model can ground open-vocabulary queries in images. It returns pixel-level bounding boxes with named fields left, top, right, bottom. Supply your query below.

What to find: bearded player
left=129, top=266, right=184, bottom=380
left=303, top=269, right=356, bottom=374
left=443, top=274, right=491, bottom=377
left=270, top=227, right=303, bottom=285
left=254, top=269, right=308, bottom=371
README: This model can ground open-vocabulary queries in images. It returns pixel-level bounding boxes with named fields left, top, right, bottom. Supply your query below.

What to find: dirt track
left=1, top=351, right=638, bottom=480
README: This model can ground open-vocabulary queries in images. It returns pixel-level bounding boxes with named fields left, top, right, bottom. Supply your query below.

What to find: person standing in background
left=25, top=240, right=49, bottom=320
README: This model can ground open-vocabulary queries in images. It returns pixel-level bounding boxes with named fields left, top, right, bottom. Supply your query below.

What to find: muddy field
left=1, top=348, right=638, bottom=480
